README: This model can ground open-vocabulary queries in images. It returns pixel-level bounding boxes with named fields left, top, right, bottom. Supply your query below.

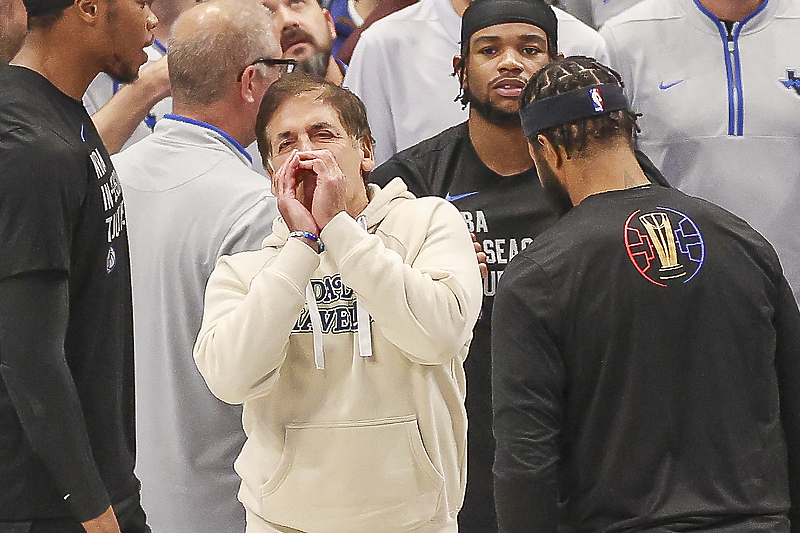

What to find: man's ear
left=359, top=136, right=376, bottom=173
left=239, top=65, right=272, bottom=105
left=75, top=0, right=102, bottom=24
left=528, top=134, right=563, bottom=170
left=323, top=8, right=337, bottom=41
left=239, top=66, right=257, bottom=102
left=453, top=55, right=466, bottom=87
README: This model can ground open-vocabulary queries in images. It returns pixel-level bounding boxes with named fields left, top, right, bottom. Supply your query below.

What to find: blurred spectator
left=263, top=0, right=345, bottom=84
left=111, top=1, right=282, bottom=531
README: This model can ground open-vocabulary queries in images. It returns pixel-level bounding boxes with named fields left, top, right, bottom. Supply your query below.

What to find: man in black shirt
left=369, top=2, right=664, bottom=531
left=492, top=56, right=800, bottom=533
left=0, top=0, right=157, bottom=531
left=369, top=2, right=559, bottom=530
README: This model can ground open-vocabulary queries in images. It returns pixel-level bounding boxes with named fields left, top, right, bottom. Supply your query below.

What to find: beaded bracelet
left=289, top=230, right=324, bottom=253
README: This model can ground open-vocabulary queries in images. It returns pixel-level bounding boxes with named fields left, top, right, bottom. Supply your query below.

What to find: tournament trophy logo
left=624, top=207, right=705, bottom=287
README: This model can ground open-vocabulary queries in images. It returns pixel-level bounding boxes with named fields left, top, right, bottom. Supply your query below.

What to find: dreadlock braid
left=520, top=55, right=640, bottom=157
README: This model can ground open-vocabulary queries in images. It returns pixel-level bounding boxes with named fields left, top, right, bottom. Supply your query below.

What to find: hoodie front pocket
left=260, top=415, right=444, bottom=533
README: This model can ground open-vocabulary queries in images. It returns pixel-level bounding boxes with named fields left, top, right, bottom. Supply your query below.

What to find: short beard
left=298, top=49, right=331, bottom=78
left=466, top=88, right=521, bottom=128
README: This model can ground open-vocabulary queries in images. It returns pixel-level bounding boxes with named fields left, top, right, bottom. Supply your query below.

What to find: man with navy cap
left=493, top=55, right=800, bottom=533
left=369, top=3, right=559, bottom=529
left=369, top=3, right=664, bottom=530
left=0, top=0, right=156, bottom=530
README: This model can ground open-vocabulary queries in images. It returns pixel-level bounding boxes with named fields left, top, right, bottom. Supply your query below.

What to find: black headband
left=460, top=0, right=558, bottom=56
left=23, top=0, right=74, bottom=17
left=520, top=83, right=630, bottom=138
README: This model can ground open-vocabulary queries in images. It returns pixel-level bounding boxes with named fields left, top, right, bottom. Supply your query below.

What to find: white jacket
left=114, top=116, right=277, bottom=533
left=194, top=178, right=483, bottom=533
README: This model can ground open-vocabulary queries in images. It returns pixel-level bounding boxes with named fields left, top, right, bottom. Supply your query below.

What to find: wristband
left=289, top=231, right=324, bottom=253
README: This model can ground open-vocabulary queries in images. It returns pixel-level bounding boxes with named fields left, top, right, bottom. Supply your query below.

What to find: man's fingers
left=472, top=235, right=489, bottom=280
left=274, top=151, right=301, bottom=197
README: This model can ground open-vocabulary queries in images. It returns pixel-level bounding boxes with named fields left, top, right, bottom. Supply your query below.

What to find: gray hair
left=169, top=0, right=278, bottom=105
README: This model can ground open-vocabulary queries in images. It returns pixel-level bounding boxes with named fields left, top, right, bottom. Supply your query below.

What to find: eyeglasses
left=237, top=58, right=298, bottom=81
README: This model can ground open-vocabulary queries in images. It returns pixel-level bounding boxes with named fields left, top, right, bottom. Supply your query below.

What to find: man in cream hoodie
left=194, top=73, right=483, bottom=533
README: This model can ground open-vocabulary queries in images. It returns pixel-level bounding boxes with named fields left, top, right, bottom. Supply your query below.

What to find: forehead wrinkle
left=471, top=35, right=502, bottom=46
left=518, top=33, right=547, bottom=43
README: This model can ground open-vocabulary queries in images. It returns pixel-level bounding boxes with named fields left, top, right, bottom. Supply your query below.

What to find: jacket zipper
left=693, top=0, right=769, bottom=136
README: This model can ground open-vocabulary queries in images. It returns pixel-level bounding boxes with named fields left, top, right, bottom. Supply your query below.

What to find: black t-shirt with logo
left=492, top=184, right=800, bottom=533
left=370, top=121, right=560, bottom=532
left=0, top=64, right=137, bottom=522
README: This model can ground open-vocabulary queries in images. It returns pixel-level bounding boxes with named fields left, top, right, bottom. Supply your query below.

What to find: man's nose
left=497, top=49, right=524, bottom=72
left=296, top=135, right=315, bottom=151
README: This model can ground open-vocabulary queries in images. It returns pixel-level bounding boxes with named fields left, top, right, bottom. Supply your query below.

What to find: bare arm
left=82, top=506, right=122, bottom=533
left=91, top=56, right=170, bottom=154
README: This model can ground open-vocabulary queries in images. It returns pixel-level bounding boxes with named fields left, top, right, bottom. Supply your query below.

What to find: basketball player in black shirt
left=0, top=0, right=158, bottom=531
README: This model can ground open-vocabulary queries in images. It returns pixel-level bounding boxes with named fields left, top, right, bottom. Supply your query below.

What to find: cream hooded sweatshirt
left=194, top=178, right=483, bottom=533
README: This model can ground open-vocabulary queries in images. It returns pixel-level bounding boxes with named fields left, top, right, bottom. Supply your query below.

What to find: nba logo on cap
left=589, top=87, right=605, bottom=113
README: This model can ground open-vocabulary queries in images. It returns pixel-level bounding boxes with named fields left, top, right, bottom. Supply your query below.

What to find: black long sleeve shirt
left=0, top=64, right=139, bottom=522
left=492, top=185, right=800, bottom=533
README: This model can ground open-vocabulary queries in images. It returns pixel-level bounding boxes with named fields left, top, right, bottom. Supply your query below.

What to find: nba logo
left=589, top=87, right=605, bottom=113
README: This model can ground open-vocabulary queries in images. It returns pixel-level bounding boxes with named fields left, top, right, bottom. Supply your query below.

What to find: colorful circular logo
left=624, top=207, right=705, bottom=287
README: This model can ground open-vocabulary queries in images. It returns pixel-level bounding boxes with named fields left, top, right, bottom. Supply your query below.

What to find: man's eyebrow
left=308, top=121, right=337, bottom=131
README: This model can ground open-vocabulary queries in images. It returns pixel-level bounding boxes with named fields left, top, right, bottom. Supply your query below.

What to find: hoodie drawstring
left=356, top=215, right=373, bottom=359
left=305, top=215, right=373, bottom=370
left=306, top=283, right=326, bottom=370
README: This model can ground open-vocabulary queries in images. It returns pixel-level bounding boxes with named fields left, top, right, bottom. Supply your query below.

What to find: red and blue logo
left=624, top=207, right=705, bottom=287
left=589, top=87, right=605, bottom=113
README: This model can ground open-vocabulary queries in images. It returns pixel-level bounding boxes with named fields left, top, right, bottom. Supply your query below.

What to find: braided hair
left=520, top=56, right=640, bottom=158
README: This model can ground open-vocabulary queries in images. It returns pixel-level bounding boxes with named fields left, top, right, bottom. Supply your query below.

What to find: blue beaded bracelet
left=289, top=230, right=324, bottom=253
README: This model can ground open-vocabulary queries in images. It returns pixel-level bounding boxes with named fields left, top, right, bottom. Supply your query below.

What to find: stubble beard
left=466, top=87, right=521, bottom=128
